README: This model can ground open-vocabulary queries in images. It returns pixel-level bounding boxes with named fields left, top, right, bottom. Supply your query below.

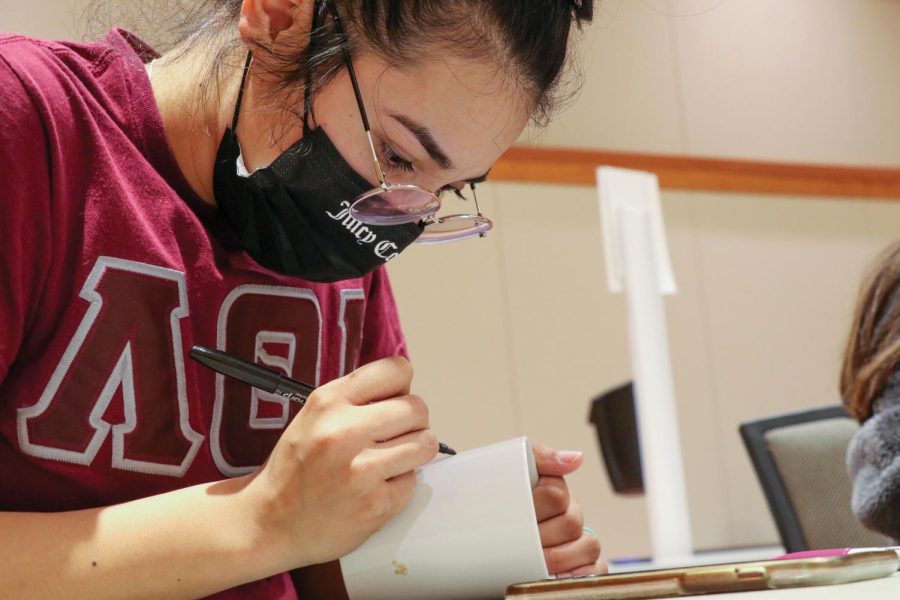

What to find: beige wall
left=5, top=0, right=900, bottom=560
left=533, top=0, right=900, bottom=166
left=387, top=0, right=900, bottom=559
left=389, top=186, right=900, bottom=557
left=2, top=0, right=91, bottom=39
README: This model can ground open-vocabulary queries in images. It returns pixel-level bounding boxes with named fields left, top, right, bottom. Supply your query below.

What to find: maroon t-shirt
left=0, top=29, right=408, bottom=598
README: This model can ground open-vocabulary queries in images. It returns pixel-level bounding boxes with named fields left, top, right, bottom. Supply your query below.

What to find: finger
left=362, top=394, right=430, bottom=441
left=325, top=356, right=413, bottom=406
left=532, top=442, right=583, bottom=477
left=568, top=558, right=608, bottom=577
left=369, top=428, right=439, bottom=479
left=532, top=476, right=570, bottom=522
left=543, top=532, right=602, bottom=576
left=538, top=497, right=583, bottom=547
left=385, top=470, right=418, bottom=518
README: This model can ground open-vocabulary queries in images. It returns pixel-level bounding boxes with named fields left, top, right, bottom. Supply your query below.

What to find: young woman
left=0, top=0, right=603, bottom=597
left=842, top=241, right=900, bottom=543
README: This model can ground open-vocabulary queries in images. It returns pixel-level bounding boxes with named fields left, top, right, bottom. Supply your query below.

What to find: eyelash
left=439, top=186, right=467, bottom=200
left=378, top=140, right=467, bottom=199
left=379, top=141, right=414, bottom=174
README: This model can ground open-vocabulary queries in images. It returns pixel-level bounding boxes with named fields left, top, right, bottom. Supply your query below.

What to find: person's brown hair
left=840, top=240, right=900, bottom=421
left=85, top=0, right=594, bottom=128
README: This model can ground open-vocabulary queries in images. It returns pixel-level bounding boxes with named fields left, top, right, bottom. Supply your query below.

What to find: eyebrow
left=389, top=113, right=455, bottom=171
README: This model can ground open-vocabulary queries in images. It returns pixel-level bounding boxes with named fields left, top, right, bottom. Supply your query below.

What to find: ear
left=239, top=0, right=312, bottom=43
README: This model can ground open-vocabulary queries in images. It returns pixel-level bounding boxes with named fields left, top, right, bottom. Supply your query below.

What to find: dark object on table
left=588, top=381, right=643, bottom=495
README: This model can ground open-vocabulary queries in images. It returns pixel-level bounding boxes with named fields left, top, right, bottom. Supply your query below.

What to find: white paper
left=339, top=437, right=547, bottom=600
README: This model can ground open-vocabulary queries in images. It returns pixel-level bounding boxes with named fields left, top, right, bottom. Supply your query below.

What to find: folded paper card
left=339, top=436, right=549, bottom=600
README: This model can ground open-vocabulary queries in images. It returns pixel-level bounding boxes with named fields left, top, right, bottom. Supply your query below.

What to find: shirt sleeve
left=0, top=51, right=52, bottom=383
left=358, top=265, right=410, bottom=364
left=847, top=385, right=900, bottom=543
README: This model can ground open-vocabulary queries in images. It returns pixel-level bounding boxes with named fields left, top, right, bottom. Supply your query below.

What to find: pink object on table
left=776, top=546, right=900, bottom=560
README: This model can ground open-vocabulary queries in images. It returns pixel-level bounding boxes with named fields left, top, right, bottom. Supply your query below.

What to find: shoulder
left=0, top=36, right=88, bottom=156
left=848, top=374, right=900, bottom=474
left=358, top=266, right=408, bottom=360
left=847, top=395, right=900, bottom=538
left=0, top=37, right=50, bottom=139
left=0, top=33, right=114, bottom=103
left=849, top=401, right=900, bottom=471
left=847, top=398, right=900, bottom=541
left=0, top=39, right=53, bottom=188
left=0, top=31, right=148, bottom=147
left=364, top=265, right=403, bottom=319
left=0, top=31, right=127, bottom=83
left=366, top=265, right=398, bottom=298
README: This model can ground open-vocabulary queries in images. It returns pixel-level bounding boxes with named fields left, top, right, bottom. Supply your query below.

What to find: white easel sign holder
left=597, top=166, right=693, bottom=562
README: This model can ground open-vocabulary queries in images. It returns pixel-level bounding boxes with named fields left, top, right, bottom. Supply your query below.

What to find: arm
left=0, top=53, right=52, bottom=378
left=0, top=44, right=437, bottom=599
left=358, top=265, right=410, bottom=362
left=2, top=52, right=274, bottom=599
left=2, top=357, right=436, bottom=598
left=290, top=266, right=409, bottom=598
left=848, top=388, right=900, bottom=542
left=1, top=476, right=280, bottom=599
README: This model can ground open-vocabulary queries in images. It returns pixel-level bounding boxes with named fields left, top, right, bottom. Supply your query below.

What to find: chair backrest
left=588, top=382, right=643, bottom=495
left=740, top=406, right=892, bottom=552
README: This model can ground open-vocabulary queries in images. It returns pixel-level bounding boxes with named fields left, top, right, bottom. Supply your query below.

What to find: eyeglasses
left=325, top=2, right=493, bottom=244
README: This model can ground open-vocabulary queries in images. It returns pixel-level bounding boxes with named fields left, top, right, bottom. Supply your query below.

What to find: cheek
left=319, top=120, right=380, bottom=187
left=311, top=81, right=381, bottom=187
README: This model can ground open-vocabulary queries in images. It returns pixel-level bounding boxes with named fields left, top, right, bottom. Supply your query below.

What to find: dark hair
left=86, top=0, right=593, bottom=127
left=840, top=241, right=900, bottom=421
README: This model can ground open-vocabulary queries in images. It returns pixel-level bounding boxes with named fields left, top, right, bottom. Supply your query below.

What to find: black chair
left=588, top=382, right=643, bottom=495
left=740, top=405, right=891, bottom=552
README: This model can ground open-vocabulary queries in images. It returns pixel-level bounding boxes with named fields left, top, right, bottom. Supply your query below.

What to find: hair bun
left=569, top=0, right=594, bottom=23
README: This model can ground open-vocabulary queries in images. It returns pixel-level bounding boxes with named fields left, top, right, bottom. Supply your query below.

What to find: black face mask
left=212, top=56, right=424, bottom=283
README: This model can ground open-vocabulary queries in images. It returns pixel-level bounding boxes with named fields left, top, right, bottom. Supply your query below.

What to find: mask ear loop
left=231, top=51, right=254, bottom=132
left=231, top=2, right=320, bottom=142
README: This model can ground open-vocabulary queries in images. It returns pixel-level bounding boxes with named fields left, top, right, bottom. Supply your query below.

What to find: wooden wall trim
left=491, top=146, right=900, bottom=199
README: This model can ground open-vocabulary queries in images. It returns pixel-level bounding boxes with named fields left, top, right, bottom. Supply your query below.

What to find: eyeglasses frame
left=324, top=1, right=492, bottom=242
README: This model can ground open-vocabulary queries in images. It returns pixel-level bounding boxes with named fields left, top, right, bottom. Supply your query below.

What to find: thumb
left=531, top=442, right=584, bottom=477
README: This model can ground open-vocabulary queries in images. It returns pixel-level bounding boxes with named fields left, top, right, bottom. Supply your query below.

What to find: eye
left=378, top=140, right=414, bottom=174
left=436, top=184, right=467, bottom=200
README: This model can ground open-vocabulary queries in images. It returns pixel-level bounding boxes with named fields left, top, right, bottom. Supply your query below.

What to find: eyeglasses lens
left=349, top=184, right=492, bottom=243
left=350, top=187, right=440, bottom=226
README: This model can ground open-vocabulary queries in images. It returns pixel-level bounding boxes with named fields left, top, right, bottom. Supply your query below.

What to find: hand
left=242, top=356, right=438, bottom=570
left=532, top=443, right=607, bottom=577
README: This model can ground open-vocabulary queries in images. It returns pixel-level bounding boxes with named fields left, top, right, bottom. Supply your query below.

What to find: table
left=702, top=572, right=900, bottom=598
left=551, top=548, right=900, bottom=600
left=499, top=572, right=899, bottom=599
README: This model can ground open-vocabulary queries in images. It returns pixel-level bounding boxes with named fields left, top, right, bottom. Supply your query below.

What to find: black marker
left=189, top=345, right=456, bottom=456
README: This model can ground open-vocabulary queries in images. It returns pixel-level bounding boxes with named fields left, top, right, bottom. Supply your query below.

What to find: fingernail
left=556, top=450, right=582, bottom=464
left=557, top=572, right=573, bottom=579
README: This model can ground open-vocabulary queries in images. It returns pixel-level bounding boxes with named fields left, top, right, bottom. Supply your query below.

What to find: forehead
left=354, top=52, right=530, bottom=177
